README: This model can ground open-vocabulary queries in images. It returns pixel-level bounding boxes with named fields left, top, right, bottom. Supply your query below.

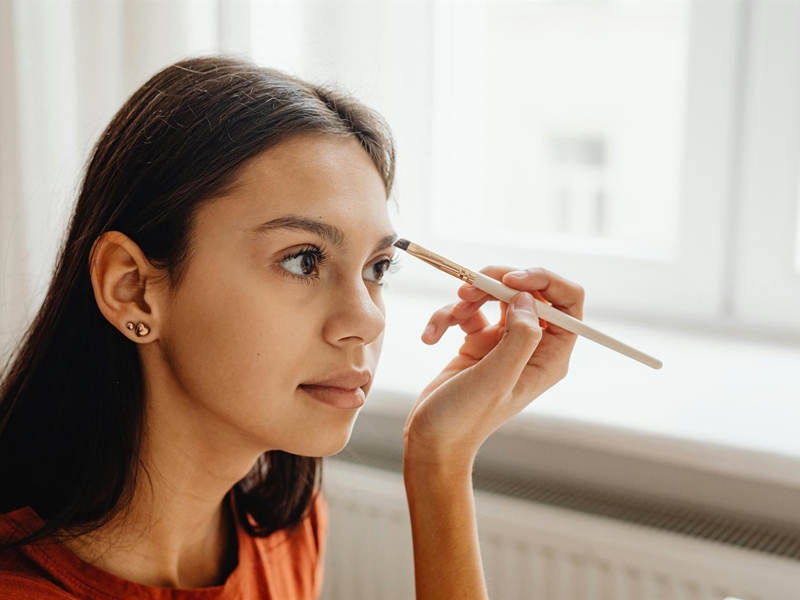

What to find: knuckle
left=513, top=319, right=543, bottom=341
left=438, top=301, right=458, bottom=314
left=521, top=267, right=548, bottom=281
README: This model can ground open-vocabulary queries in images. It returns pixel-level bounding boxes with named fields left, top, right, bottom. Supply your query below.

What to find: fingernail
left=506, top=270, right=526, bottom=279
left=423, top=323, right=435, bottom=337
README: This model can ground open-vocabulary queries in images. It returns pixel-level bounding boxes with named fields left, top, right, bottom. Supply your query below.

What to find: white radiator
left=319, top=458, right=800, bottom=600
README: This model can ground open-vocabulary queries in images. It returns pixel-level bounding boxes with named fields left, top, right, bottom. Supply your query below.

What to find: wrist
left=403, top=415, right=479, bottom=474
left=402, top=439, right=476, bottom=484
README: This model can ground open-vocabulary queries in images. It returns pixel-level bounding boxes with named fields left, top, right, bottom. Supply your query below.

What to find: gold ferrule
left=408, top=243, right=476, bottom=284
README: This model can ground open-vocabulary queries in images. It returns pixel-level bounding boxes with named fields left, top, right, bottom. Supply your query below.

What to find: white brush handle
left=472, top=273, right=663, bottom=370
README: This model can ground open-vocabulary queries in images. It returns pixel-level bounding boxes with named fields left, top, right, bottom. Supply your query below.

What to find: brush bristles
left=393, top=238, right=410, bottom=250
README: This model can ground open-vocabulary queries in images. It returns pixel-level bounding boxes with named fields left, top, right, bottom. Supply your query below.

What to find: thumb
left=470, top=292, right=542, bottom=394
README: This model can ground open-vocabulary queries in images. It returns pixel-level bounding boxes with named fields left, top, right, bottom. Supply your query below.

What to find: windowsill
left=367, top=289, right=800, bottom=491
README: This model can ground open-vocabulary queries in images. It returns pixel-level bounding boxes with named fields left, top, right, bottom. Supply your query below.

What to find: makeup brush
left=393, top=239, right=662, bottom=370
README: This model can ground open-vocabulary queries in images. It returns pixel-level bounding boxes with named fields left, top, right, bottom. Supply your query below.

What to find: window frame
left=733, top=0, right=800, bottom=332
left=405, top=0, right=748, bottom=328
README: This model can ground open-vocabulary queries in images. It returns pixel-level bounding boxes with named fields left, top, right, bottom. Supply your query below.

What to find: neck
left=60, top=365, right=265, bottom=588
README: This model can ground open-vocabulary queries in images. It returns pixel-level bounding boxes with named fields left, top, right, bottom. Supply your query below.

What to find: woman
left=0, top=55, right=583, bottom=599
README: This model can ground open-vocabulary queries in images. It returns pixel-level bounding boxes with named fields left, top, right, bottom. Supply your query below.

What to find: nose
left=322, top=278, right=386, bottom=347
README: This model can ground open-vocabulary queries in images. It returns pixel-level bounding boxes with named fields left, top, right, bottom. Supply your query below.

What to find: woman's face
left=150, top=133, right=396, bottom=458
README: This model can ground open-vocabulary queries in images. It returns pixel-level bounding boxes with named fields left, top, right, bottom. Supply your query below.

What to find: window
left=425, top=0, right=742, bottom=325
left=240, top=0, right=797, bottom=337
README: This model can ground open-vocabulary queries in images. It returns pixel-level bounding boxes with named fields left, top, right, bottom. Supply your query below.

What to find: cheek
left=161, top=273, right=316, bottom=433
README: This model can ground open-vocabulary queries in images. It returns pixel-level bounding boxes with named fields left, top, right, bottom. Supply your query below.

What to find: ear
left=89, top=231, right=167, bottom=343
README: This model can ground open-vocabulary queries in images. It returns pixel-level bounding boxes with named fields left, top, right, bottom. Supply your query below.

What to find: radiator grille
left=332, top=446, right=800, bottom=562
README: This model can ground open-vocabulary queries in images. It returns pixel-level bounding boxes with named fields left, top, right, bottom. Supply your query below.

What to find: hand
left=403, top=266, right=585, bottom=472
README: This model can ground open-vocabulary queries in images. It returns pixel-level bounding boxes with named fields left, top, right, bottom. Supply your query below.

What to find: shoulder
left=0, top=507, right=43, bottom=541
left=0, top=509, right=78, bottom=599
left=241, top=491, right=330, bottom=598
left=257, top=491, right=328, bottom=556
left=0, top=573, right=78, bottom=599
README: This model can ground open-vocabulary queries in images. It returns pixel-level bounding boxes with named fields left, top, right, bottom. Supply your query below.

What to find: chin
left=274, top=423, right=356, bottom=459
left=312, top=434, right=355, bottom=458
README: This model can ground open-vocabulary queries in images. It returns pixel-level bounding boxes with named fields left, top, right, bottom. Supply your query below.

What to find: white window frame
left=734, top=0, right=800, bottom=332
left=403, top=0, right=747, bottom=328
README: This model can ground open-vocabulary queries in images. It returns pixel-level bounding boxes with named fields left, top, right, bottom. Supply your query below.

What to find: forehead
left=237, top=133, right=387, bottom=216
left=199, top=133, right=393, bottom=243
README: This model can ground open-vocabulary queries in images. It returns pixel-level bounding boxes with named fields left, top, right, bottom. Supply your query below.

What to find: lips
left=299, top=385, right=366, bottom=409
left=299, top=369, right=372, bottom=392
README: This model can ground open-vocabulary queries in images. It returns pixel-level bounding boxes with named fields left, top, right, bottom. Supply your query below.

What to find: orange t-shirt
left=0, top=492, right=328, bottom=599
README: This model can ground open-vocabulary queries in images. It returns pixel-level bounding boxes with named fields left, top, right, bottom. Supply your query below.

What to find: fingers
left=425, top=265, right=582, bottom=345
left=458, top=266, right=584, bottom=323
left=501, top=268, right=584, bottom=321
left=468, top=291, right=543, bottom=397
left=458, top=284, right=548, bottom=330
left=455, top=265, right=515, bottom=302
left=422, top=300, right=491, bottom=344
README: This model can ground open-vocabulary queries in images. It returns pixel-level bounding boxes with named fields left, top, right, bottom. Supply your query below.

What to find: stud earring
left=126, top=321, right=150, bottom=337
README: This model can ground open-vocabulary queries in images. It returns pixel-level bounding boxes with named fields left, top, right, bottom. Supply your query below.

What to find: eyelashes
left=279, top=245, right=330, bottom=285
left=278, top=243, right=402, bottom=286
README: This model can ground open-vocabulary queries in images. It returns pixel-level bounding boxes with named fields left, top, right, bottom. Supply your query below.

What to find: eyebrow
left=249, top=215, right=399, bottom=255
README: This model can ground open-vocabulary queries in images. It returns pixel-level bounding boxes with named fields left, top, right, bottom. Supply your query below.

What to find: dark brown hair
left=0, top=55, right=396, bottom=550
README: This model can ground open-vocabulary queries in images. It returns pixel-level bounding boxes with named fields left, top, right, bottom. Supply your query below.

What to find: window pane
left=432, top=0, right=690, bottom=253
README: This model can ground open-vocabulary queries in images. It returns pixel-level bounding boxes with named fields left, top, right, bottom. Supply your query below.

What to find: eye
left=363, top=254, right=402, bottom=285
left=278, top=245, right=401, bottom=286
left=279, top=245, right=329, bottom=282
